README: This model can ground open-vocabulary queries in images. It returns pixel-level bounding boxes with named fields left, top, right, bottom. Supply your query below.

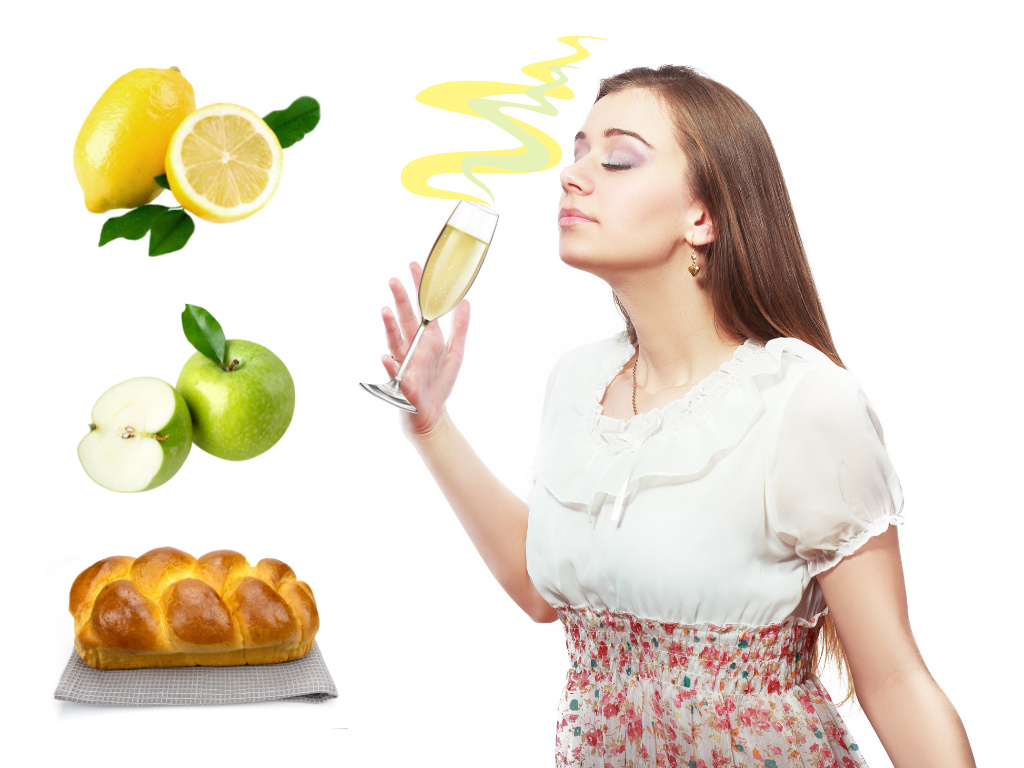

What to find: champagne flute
left=360, top=200, right=498, bottom=413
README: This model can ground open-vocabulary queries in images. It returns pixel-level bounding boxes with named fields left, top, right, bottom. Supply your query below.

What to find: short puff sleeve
left=766, top=365, right=905, bottom=578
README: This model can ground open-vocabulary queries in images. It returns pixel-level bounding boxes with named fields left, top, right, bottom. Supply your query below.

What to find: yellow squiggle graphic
left=401, top=36, right=603, bottom=205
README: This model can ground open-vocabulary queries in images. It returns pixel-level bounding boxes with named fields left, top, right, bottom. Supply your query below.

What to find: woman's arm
left=407, top=410, right=558, bottom=623
left=379, top=262, right=558, bottom=624
left=816, top=525, right=976, bottom=768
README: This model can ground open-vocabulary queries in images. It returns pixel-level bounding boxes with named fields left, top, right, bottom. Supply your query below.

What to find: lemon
left=165, top=104, right=283, bottom=223
left=74, top=67, right=196, bottom=213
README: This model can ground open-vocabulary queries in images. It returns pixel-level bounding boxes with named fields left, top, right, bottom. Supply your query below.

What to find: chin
left=563, top=232, right=681, bottom=273
left=558, top=241, right=599, bottom=271
left=558, top=242, right=652, bottom=276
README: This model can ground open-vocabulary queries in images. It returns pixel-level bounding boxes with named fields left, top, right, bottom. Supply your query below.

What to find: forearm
left=406, top=409, right=557, bottom=623
left=859, top=667, right=975, bottom=768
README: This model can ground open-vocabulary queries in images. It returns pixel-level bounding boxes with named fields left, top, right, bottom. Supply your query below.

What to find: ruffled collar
left=586, top=336, right=766, bottom=445
left=532, top=334, right=831, bottom=527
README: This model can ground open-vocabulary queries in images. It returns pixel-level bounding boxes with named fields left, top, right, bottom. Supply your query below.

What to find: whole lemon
left=74, top=67, right=196, bottom=213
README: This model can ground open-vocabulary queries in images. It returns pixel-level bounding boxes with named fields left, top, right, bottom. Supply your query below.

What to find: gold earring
left=688, top=247, right=700, bottom=277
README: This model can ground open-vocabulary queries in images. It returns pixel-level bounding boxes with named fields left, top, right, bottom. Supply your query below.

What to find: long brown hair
left=598, top=65, right=857, bottom=707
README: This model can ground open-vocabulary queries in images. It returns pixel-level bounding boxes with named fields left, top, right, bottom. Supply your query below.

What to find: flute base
left=359, top=380, right=418, bottom=413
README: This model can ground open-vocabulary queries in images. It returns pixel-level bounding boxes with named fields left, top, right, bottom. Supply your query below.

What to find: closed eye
left=602, top=162, right=632, bottom=170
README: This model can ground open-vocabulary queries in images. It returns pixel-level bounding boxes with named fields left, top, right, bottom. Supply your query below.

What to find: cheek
left=648, top=174, right=687, bottom=219
left=610, top=176, right=686, bottom=239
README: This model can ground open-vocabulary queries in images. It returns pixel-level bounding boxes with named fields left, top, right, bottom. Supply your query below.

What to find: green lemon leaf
left=98, top=205, right=169, bottom=246
left=181, top=304, right=226, bottom=365
left=154, top=174, right=170, bottom=190
left=148, top=209, right=195, bottom=256
left=263, top=96, right=320, bottom=148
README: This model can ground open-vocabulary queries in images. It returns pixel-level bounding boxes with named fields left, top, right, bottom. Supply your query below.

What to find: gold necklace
left=632, top=356, right=639, bottom=415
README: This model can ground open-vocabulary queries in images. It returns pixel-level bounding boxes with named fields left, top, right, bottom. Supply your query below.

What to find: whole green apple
left=176, top=339, right=295, bottom=461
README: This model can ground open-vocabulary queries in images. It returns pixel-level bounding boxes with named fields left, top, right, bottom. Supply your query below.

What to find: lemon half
left=166, top=103, right=283, bottom=223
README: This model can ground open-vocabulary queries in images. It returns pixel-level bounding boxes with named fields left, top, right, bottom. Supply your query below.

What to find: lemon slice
left=166, top=103, right=283, bottom=223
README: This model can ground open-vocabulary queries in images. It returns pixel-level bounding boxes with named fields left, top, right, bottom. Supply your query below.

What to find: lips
left=559, top=207, right=595, bottom=226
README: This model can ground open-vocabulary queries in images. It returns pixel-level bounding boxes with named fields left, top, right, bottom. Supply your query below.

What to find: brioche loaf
left=69, top=547, right=319, bottom=670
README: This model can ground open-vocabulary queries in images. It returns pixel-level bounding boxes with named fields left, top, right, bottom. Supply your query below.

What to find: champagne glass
left=360, top=200, right=498, bottom=413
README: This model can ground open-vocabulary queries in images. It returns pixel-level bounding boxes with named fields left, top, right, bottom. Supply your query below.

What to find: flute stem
left=394, top=320, right=429, bottom=384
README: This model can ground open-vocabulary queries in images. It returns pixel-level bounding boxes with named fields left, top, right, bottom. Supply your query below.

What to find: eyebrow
left=574, top=128, right=654, bottom=148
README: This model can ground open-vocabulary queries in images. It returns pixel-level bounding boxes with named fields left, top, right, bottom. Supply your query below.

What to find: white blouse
left=524, top=334, right=905, bottom=626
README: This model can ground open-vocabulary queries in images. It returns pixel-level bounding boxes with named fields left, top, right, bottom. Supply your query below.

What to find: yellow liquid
left=418, top=224, right=489, bottom=322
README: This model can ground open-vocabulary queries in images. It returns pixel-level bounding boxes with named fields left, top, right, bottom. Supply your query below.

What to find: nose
left=560, top=157, right=593, bottom=196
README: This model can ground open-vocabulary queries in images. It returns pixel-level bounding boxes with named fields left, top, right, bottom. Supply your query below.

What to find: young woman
left=377, top=66, right=976, bottom=767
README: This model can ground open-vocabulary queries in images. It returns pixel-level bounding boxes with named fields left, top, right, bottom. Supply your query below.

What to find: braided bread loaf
left=69, top=547, right=319, bottom=669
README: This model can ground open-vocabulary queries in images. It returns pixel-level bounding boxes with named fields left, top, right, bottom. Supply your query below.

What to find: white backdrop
left=2, top=1, right=1020, bottom=765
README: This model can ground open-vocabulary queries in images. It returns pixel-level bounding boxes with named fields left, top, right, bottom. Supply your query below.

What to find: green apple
left=78, top=377, right=193, bottom=492
left=176, top=339, right=295, bottom=461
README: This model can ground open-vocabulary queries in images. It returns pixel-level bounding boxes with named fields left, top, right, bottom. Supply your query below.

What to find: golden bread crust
left=163, top=578, right=241, bottom=649
left=68, top=548, right=319, bottom=669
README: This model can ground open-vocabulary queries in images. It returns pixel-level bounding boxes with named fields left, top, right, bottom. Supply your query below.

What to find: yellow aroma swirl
left=401, top=35, right=603, bottom=205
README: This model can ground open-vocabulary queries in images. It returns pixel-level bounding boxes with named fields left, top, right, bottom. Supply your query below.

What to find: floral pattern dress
left=554, top=606, right=864, bottom=768
left=525, top=336, right=904, bottom=767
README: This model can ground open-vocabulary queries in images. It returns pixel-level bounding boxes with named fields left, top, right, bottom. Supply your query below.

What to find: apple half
left=78, top=377, right=193, bottom=492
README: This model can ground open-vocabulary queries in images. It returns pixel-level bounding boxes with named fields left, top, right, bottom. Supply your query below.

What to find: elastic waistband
left=556, top=604, right=824, bottom=696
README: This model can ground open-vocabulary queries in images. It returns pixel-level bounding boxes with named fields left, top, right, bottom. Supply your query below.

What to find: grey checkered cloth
left=54, top=641, right=337, bottom=705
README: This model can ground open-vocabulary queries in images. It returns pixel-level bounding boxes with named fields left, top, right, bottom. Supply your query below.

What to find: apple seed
left=119, top=425, right=169, bottom=441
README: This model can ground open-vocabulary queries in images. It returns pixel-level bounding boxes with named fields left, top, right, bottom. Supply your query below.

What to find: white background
left=1, top=1, right=1020, bottom=765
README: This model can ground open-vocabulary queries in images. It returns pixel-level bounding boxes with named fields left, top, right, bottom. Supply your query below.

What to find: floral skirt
left=554, top=605, right=868, bottom=768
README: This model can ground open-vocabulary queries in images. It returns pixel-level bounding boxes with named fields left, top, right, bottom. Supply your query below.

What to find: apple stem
left=89, top=423, right=97, bottom=432
left=154, top=433, right=169, bottom=441
left=226, top=359, right=240, bottom=372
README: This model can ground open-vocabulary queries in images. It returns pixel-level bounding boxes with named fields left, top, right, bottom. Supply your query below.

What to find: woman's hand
left=380, top=265, right=551, bottom=623
left=380, top=261, right=470, bottom=440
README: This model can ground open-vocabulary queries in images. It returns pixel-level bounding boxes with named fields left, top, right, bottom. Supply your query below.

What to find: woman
left=378, top=66, right=975, bottom=767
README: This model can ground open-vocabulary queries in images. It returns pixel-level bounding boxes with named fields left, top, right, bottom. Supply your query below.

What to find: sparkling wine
left=417, top=224, right=489, bottom=322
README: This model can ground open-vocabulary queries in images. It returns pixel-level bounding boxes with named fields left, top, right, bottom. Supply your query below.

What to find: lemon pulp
left=166, top=104, right=282, bottom=223
left=184, top=114, right=273, bottom=206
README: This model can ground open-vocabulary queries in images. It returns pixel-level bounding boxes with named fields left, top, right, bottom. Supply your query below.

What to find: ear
left=687, top=202, right=715, bottom=248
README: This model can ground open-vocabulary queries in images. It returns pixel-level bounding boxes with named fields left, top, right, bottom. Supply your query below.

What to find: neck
left=610, top=254, right=746, bottom=394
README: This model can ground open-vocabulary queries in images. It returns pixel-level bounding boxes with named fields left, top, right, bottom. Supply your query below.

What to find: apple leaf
left=155, top=174, right=170, bottom=190
left=149, top=209, right=195, bottom=256
left=98, top=205, right=169, bottom=246
left=182, top=304, right=226, bottom=365
left=263, top=96, right=320, bottom=149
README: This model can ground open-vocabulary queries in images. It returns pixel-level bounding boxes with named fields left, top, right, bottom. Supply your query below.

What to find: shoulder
left=544, top=333, right=632, bottom=391
left=757, top=337, right=887, bottom=451
left=536, top=333, right=633, bottom=423
left=756, top=336, right=862, bottom=403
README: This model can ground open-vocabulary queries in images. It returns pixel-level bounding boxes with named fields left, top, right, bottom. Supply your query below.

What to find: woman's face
left=558, top=88, right=698, bottom=272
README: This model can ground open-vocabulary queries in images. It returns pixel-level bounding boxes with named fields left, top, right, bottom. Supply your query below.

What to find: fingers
left=388, top=276, right=420, bottom=340
left=381, top=307, right=406, bottom=358
left=381, top=354, right=399, bottom=378
left=381, top=355, right=423, bottom=413
left=410, top=261, right=423, bottom=292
